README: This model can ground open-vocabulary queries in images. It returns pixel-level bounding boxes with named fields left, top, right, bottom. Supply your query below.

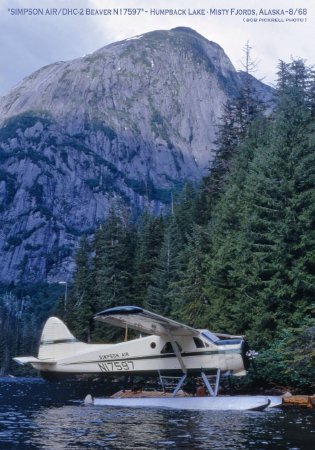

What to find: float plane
left=14, top=306, right=254, bottom=396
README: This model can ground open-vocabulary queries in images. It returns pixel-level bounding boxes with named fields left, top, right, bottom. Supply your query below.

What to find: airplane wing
left=94, top=306, right=200, bottom=338
left=212, top=332, right=244, bottom=339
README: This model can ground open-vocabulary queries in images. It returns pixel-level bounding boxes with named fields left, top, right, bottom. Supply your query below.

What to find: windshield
left=201, top=330, right=219, bottom=343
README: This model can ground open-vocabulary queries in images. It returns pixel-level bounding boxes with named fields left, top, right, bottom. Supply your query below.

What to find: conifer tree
left=203, top=59, right=315, bottom=345
left=241, top=59, right=315, bottom=341
left=196, top=43, right=267, bottom=224
left=66, top=235, right=94, bottom=341
left=92, top=210, right=136, bottom=340
left=145, top=184, right=197, bottom=315
left=169, top=224, right=212, bottom=327
left=133, top=212, right=164, bottom=307
left=172, top=182, right=197, bottom=236
left=145, top=216, right=183, bottom=315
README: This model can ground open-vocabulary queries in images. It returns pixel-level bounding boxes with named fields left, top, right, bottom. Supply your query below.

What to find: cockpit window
left=201, top=331, right=219, bottom=343
left=193, top=337, right=205, bottom=348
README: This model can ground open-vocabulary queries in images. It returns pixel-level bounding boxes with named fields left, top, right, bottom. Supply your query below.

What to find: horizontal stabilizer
left=13, top=356, right=56, bottom=366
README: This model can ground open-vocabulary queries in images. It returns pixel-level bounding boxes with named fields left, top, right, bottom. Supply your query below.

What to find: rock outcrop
left=0, top=27, right=273, bottom=283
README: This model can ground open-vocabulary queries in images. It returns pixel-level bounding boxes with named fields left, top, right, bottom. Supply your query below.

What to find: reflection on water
left=0, top=378, right=314, bottom=449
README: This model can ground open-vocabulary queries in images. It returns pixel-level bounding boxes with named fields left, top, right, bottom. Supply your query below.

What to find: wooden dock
left=283, top=395, right=315, bottom=409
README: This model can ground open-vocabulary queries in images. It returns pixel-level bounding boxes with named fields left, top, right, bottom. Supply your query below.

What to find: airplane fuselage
left=14, top=310, right=251, bottom=382
left=32, top=332, right=248, bottom=380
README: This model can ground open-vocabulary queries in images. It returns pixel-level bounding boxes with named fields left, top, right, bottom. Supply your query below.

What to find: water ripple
left=0, top=378, right=314, bottom=449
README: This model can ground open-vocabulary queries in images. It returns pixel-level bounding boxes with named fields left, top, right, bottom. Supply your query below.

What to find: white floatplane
left=14, top=306, right=250, bottom=386
left=15, top=306, right=281, bottom=410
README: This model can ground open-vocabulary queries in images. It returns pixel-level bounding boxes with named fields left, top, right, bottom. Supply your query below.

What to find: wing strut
left=167, top=330, right=187, bottom=374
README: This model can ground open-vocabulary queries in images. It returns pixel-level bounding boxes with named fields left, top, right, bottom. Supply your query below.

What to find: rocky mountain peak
left=0, top=28, right=273, bottom=283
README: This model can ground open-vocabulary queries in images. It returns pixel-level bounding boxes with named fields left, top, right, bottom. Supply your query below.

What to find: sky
left=0, top=0, right=314, bottom=96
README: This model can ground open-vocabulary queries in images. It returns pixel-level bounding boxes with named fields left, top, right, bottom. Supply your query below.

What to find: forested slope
left=1, top=60, right=314, bottom=389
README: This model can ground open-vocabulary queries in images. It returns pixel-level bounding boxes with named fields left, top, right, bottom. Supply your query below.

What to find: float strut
left=172, top=374, right=187, bottom=397
left=214, top=368, right=221, bottom=396
left=201, top=369, right=221, bottom=397
left=158, top=371, right=165, bottom=392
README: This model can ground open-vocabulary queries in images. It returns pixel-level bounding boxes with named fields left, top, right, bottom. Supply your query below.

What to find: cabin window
left=150, top=342, right=156, bottom=349
left=160, top=341, right=182, bottom=354
left=193, top=337, right=205, bottom=348
left=161, top=342, right=173, bottom=354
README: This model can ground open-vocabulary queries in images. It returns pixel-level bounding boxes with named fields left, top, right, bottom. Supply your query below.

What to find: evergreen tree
left=256, top=319, right=315, bottom=390
left=93, top=210, right=136, bottom=340
left=170, top=224, right=212, bottom=327
left=145, top=184, right=197, bottom=315
left=203, top=59, right=315, bottom=345
left=241, top=60, right=315, bottom=341
left=133, top=212, right=164, bottom=307
left=145, top=216, right=183, bottom=315
left=196, top=43, right=267, bottom=225
left=66, top=236, right=95, bottom=341
left=0, top=291, right=41, bottom=375
left=172, top=182, right=197, bottom=236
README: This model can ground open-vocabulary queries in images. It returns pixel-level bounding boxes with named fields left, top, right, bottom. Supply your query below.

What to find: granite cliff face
left=0, top=27, right=273, bottom=283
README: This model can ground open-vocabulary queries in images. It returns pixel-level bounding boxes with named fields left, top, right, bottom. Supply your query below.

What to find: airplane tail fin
left=37, top=317, right=81, bottom=360
left=14, top=317, right=91, bottom=379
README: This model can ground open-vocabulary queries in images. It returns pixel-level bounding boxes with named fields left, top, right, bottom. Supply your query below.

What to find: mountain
left=0, top=27, right=273, bottom=283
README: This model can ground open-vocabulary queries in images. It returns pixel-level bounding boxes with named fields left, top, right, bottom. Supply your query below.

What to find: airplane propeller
left=246, top=349, right=258, bottom=374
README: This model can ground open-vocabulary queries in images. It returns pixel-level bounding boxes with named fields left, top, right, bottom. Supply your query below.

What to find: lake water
left=0, top=378, right=314, bottom=449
